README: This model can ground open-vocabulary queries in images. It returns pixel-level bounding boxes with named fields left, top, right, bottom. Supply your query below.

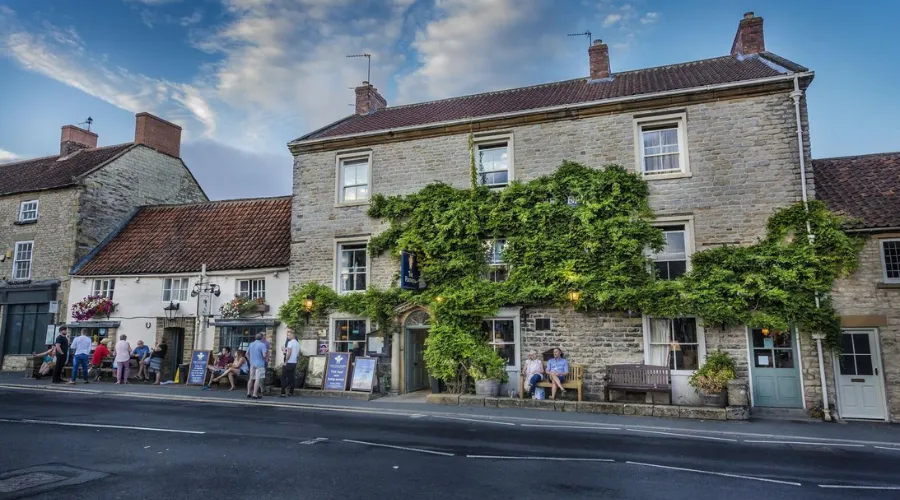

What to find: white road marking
left=342, top=439, right=454, bottom=457
left=0, top=418, right=205, bottom=435
left=410, top=414, right=425, bottom=419
left=626, top=429, right=737, bottom=442
left=435, top=416, right=516, bottom=426
left=300, top=438, right=328, bottom=445
left=519, top=424, right=621, bottom=430
left=818, top=485, right=900, bottom=490
left=626, top=461, right=801, bottom=486
left=874, top=446, right=900, bottom=452
left=743, top=440, right=864, bottom=448
left=467, top=455, right=614, bottom=462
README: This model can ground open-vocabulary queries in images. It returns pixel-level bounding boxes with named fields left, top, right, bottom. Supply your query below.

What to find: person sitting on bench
left=546, top=347, right=569, bottom=400
left=206, top=347, right=234, bottom=383
left=523, top=350, right=544, bottom=398
left=211, top=350, right=247, bottom=390
left=31, top=345, right=56, bottom=379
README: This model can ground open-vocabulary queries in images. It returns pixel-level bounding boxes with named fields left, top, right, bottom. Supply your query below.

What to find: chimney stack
left=134, top=112, right=182, bottom=158
left=60, top=125, right=98, bottom=156
left=588, top=40, right=610, bottom=80
left=354, top=82, right=387, bottom=115
left=731, top=12, right=765, bottom=56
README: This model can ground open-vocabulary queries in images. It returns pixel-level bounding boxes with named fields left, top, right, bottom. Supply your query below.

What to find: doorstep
left=267, top=388, right=383, bottom=401
left=425, top=394, right=748, bottom=421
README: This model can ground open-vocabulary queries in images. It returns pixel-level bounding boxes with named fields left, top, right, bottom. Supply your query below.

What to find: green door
left=405, top=328, right=428, bottom=392
left=2, top=303, right=51, bottom=355
left=749, top=328, right=803, bottom=408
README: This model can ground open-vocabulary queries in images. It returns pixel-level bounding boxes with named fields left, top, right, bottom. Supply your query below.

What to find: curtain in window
left=649, top=318, right=670, bottom=366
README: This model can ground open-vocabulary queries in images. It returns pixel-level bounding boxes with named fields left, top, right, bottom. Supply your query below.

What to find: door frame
left=832, top=328, right=890, bottom=422
left=745, top=326, right=806, bottom=409
left=404, top=325, right=429, bottom=393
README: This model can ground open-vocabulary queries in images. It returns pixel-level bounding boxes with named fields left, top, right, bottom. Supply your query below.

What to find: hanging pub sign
left=400, top=250, right=425, bottom=290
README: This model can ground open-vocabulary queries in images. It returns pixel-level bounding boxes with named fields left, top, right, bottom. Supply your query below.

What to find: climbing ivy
left=282, top=161, right=863, bottom=389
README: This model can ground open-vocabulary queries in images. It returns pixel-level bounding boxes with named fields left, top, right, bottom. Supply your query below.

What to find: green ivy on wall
left=280, top=161, right=863, bottom=390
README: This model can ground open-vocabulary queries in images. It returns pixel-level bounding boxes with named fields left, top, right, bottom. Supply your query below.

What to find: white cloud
left=640, top=12, right=658, bottom=25
left=180, top=10, right=203, bottom=26
left=140, top=9, right=156, bottom=28
left=0, top=148, right=19, bottom=163
left=603, top=13, right=622, bottom=26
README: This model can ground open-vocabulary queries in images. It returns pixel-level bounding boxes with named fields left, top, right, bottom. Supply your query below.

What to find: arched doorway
left=404, top=310, right=430, bottom=393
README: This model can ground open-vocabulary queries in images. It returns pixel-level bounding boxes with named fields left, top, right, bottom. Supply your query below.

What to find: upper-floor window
left=881, top=239, right=900, bottom=283
left=652, top=225, right=689, bottom=280
left=475, top=134, right=513, bottom=188
left=238, top=279, right=266, bottom=300
left=337, top=153, right=371, bottom=204
left=162, top=277, right=190, bottom=302
left=19, top=200, right=38, bottom=222
left=93, top=279, right=115, bottom=299
left=338, top=242, right=367, bottom=293
left=484, top=238, right=508, bottom=282
left=13, top=241, right=33, bottom=280
left=634, top=113, right=690, bottom=178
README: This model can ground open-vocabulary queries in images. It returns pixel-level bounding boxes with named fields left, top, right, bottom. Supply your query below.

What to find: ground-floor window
left=334, top=318, right=367, bottom=356
left=481, top=316, right=518, bottom=369
left=645, top=317, right=701, bottom=370
left=219, top=325, right=266, bottom=353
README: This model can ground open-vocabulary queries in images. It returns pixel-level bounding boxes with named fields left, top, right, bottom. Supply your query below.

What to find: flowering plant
left=219, top=296, right=254, bottom=318
left=71, top=295, right=115, bottom=321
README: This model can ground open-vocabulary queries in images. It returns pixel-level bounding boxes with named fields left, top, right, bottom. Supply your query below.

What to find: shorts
left=249, top=365, right=265, bottom=381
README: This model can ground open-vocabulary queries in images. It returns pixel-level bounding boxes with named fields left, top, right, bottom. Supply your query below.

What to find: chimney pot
left=588, top=40, right=610, bottom=80
left=60, top=125, right=98, bottom=156
left=134, top=112, right=182, bottom=158
left=354, top=82, right=387, bottom=115
left=731, top=12, right=765, bottom=56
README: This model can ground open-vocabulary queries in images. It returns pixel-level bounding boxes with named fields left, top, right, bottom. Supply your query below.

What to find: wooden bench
left=604, top=364, right=672, bottom=404
left=519, top=361, right=584, bottom=401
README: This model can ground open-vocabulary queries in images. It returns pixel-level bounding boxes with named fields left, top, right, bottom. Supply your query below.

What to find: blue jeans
left=529, top=374, right=543, bottom=393
left=71, top=354, right=89, bottom=382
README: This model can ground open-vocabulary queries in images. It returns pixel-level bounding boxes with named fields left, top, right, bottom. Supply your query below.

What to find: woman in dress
left=523, top=350, right=544, bottom=397
left=114, top=334, right=132, bottom=384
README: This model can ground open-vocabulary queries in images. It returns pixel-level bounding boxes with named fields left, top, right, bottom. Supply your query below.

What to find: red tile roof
left=73, top=197, right=292, bottom=275
left=0, top=144, right=136, bottom=196
left=814, top=152, right=900, bottom=230
left=296, top=52, right=808, bottom=142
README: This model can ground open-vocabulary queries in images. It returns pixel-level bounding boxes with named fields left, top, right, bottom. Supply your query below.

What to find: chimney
left=588, top=39, right=610, bottom=80
left=731, top=12, right=765, bottom=56
left=134, top=112, right=182, bottom=158
left=354, top=81, right=387, bottom=115
left=60, top=125, right=98, bottom=156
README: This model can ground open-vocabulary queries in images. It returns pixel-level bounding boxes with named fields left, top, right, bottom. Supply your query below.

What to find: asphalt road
left=1, top=389, right=899, bottom=500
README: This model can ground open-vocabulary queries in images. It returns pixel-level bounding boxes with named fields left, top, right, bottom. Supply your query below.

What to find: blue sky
left=1, top=0, right=898, bottom=199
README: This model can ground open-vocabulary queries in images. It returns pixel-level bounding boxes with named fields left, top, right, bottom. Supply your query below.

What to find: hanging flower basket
left=220, top=296, right=255, bottom=318
left=71, top=295, right=115, bottom=321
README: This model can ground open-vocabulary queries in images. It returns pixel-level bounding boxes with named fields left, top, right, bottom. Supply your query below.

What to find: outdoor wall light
left=434, top=296, right=444, bottom=303
left=761, top=327, right=770, bottom=336
left=191, top=283, right=221, bottom=298
left=567, top=291, right=581, bottom=302
left=303, top=296, right=314, bottom=324
left=163, top=301, right=180, bottom=321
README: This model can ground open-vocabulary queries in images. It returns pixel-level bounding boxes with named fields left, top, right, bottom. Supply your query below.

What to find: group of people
left=203, top=330, right=301, bottom=400
left=33, top=326, right=168, bottom=385
left=523, top=347, right=570, bottom=400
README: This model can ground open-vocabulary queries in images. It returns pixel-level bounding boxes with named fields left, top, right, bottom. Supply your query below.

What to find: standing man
left=281, top=330, right=300, bottom=397
left=246, top=333, right=267, bottom=400
left=68, top=329, right=92, bottom=385
left=50, top=326, right=70, bottom=384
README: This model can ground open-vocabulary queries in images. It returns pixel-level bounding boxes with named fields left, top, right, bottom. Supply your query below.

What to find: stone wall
left=153, top=316, right=197, bottom=382
left=76, top=145, right=207, bottom=261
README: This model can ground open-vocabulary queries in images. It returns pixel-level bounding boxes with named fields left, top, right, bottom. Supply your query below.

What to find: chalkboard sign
left=305, top=355, right=327, bottom=389
left=350, top=357, right=377, bottom=392
left=186, top=350, right=212, bottom=386
left=323, top=352, right=351, bottom=391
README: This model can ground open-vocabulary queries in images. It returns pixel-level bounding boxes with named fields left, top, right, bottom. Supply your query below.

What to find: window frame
left=642, top=315, right=706, bottom=374
left=650, top=216, right=695, bottom=280
left=92, top=279, right=116, bottom=299
left=484, top=238, right=508, bottom=282
left=219, top=325, right=267, bottom=353
left=633, top=112, right=691, bottom=179
left=880, top=238, right=900, bottom=284
left=331, top=315, right=370, bottom=354
left=335, top=239, right=370, bottom=294
left=474, top=133, right=514, bottom=188
left=13, top=241, right=34, bottom=280
left=335, top=150, right=373, bottom=206
left=237, top=278, right=266, bottom=300
left=18, top=200, right=39, bottom=222
left=481, top=307, right=522, bottom=372
left=162, top=277, right=190, bottom=303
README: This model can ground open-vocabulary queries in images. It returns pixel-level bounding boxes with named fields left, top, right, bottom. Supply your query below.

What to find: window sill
left=334, top=201, right=370, bottom=209
left=641, top=171, right=692, bottom=181
left=876, top=282, right=900, bottom=289
left=13, top=220, right=37, bottom=226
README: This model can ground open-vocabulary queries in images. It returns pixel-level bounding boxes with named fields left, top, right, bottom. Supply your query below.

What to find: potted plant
left=71, top=295, right=116, bottom=321
left=689, top=350, right=736, bottom=407
left=469, top=346, right=508, bottom=397
left=220, top=296, right=253, bottom=318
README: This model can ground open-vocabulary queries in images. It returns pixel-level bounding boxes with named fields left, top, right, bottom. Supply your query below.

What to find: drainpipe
left=791, top=76, right=831, bottom=421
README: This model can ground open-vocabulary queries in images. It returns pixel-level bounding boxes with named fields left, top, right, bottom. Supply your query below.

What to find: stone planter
left=474, top=379, right=501, bottom=397
left=699, top=391, right=727, bottom=407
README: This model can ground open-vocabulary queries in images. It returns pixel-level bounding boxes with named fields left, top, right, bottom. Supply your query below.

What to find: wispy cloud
left=179, top=10, right=203, bottom=26
left=603, top=13, right=622, bottom=27
left=0, top=148, right=19, bottom=163
left=640, top=12, right=659, bottom=25
left=140, top=9, right=156, bottom=28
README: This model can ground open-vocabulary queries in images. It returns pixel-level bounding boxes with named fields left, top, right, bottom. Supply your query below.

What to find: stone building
left=814, top=152, right=900, bottom=422
left=0, top=113, right=207, bottom=370
left=287, top=13, right=831, bottom=408
left=68, top=197, right=293, bottom=382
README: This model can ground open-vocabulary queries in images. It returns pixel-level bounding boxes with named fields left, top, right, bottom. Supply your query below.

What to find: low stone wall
left=1, top=355, right=28, bottom=372
left=426, top=394, right=749, bottom=420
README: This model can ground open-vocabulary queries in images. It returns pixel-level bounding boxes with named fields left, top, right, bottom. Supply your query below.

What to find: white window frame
left=335, top=150, right=373, bottom=206
left=880, top=238, right=900, bottom=284
left=18, top=200, right=38, bottom=222
left=650, top=216, right=695, bottom=280
left=92, top=279, right=116, bottom=299
left=162, top=277, right=190, bottom=302
left=237, top=279, right=266, bottom=300
left=642, top=315, right=706, bottom=374
left=483, top=307, right=522, bottom=372
left=13, top=241, right=33, bottom=280
left=335, top=239, right=370, bottom=294
left=633, top=112, right=691, bottom=179
left=474, top=133, right=514, bottom=188
left=330, top=314, right=371, bottom=354
left=484, top=238, right=508, bottom=282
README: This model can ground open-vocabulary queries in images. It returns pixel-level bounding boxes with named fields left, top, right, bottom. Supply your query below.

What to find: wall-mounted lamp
left=567, top=291, right=581, bottom=303
left=191, top=283, right=221, bottom=298
left=434, top=296, right=444, bottom=303
left=163, top=301, right=180, bottom=321
left=761, top=327, right=770, bottom=336
left=303, top=295, right=314, bottom=325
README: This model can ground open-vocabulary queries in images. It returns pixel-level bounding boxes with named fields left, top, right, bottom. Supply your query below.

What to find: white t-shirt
left=71, top=335, right=92, bottom=356
left=114, top=340, right=131, bottom=363
left=286, top=339, right=300, bottom=364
